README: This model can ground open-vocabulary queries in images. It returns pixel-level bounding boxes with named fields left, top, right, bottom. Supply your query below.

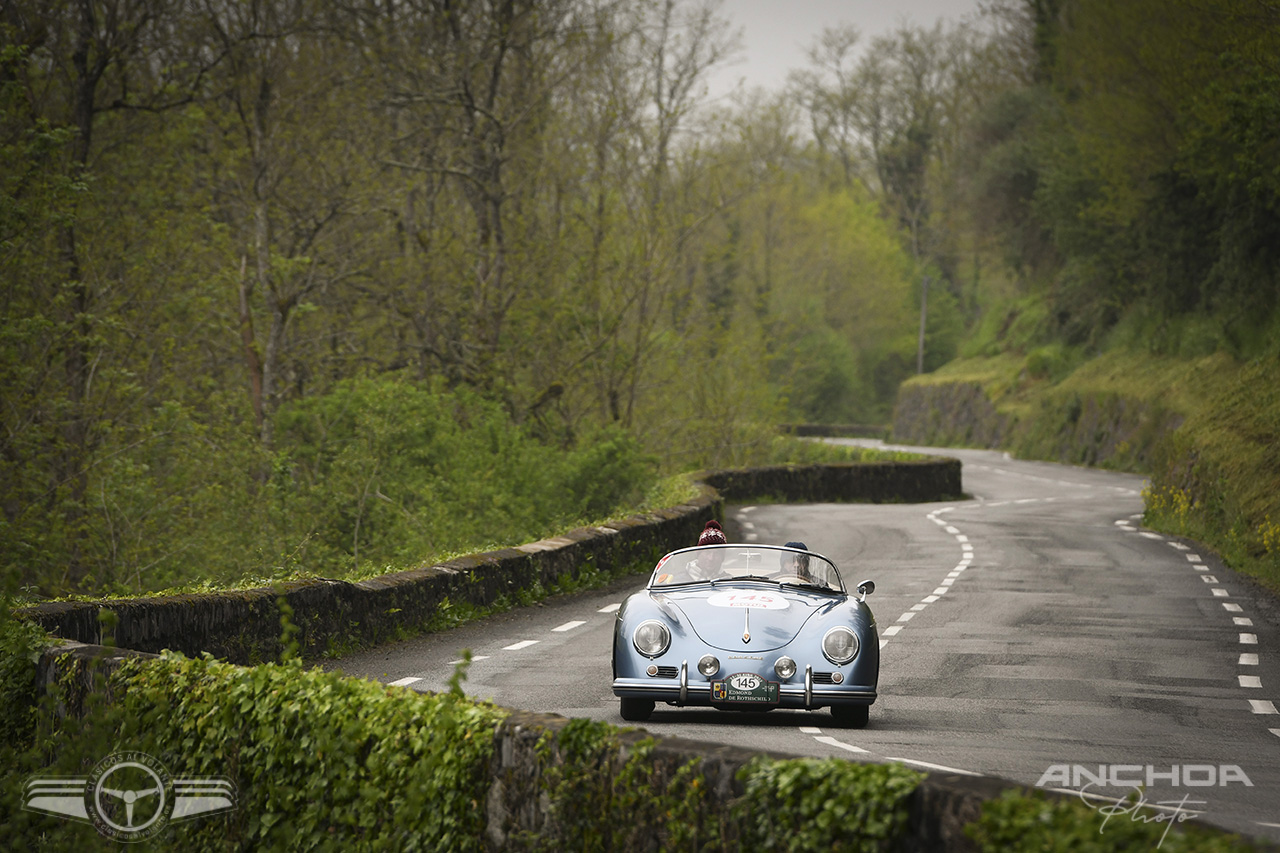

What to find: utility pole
left=916, top=275, right=929, bottom=374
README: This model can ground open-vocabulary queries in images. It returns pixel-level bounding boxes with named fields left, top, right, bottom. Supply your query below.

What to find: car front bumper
left=612, top=661, right=876, bottom=710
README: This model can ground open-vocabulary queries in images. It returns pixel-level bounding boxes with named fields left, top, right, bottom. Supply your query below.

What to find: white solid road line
left=886, top=757, right=983, bottom=776
left=813, top=736, right=869, bottom=754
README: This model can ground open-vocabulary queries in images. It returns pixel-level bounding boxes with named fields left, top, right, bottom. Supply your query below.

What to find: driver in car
left=778, top=540, right=814, bottom=583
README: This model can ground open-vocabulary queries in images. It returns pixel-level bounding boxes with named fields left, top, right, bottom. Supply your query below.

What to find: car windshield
left=650, top=545, right=845, bottom=592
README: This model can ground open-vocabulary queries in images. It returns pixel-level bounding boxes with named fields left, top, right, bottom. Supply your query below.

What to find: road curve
left=326, top=444, right=1280, bottom=841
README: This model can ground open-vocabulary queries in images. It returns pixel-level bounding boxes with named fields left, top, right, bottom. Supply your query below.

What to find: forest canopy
left=2, top=0, right=1276, bottom=596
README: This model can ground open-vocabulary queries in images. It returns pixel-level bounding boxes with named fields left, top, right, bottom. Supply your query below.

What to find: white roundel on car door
left=706, top=591, right=789, bottom=610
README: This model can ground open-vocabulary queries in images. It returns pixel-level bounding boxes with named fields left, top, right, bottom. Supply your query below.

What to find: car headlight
left=698, top=654, right=720, bottom=677
left=633, top=620, right=671, bottom=657
left=822, top=627, right=859, bottom=664
left=774, top=656, right=797, bottom=679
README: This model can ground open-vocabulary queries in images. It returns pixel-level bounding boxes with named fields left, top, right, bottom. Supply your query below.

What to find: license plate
left=711, top=672, right=780, bottom=705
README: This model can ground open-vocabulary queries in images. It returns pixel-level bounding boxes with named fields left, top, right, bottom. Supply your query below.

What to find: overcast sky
left=706, top=0, right=985, bottom=100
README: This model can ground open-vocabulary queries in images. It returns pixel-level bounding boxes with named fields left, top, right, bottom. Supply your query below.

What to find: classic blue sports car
left=611, top=543, right=878, bottom=727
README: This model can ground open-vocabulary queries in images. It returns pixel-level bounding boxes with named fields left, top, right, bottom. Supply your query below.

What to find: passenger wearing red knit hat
left=689, top=520, right=727, bottom=580
left=697, top=520, right=727, bottom=546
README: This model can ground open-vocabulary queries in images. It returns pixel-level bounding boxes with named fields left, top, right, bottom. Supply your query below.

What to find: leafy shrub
left=508, top=718, right=711, bottom=851
left=734, top=756, right=924, bottom=851
left=23, top=378, right=660, bottom=597
left=966, top=789, right=1262, bottom=852
left=0, top=652, right=508, bottom=851
left=0, top=610, right=46, bottom=748
left=271, top=378, right=656, bottom=577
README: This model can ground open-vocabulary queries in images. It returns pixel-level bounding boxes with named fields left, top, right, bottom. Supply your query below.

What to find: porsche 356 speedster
left=611, top=543, right=878, bottom=727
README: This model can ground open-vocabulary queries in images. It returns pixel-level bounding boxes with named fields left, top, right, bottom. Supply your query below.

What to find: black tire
left=831, top=703, right=869, bottom=729
left=620, top=697, right=655, bottom=722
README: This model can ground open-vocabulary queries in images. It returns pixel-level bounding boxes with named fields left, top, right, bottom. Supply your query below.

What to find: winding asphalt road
left=327, top=443, right=1280, bottom=842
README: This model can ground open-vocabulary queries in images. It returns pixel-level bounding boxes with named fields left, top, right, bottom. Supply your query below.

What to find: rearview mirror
left=856, top=580, right=875, bottom=601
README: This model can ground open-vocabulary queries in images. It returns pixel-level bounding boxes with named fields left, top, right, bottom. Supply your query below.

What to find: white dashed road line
left=879, top=504, right=980, bottom=650
left=1118, top=522, right=1278, bottom=739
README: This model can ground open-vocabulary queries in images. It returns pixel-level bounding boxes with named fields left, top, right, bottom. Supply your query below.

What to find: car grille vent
left=812, top=672, right=836, bottom=684
left=652, top=666, right=679, bottom=679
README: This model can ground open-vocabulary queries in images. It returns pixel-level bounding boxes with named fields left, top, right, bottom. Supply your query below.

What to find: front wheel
left=830, top=703, right=869, bottom=729
left=620, top=697, right=655, bottom=722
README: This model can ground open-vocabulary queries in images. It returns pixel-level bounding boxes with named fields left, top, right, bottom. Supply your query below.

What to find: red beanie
left=698, top=520, right=727, bottom=546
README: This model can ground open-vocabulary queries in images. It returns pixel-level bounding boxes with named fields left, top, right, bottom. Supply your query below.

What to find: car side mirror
left=856, top=580, right=875, bottom=601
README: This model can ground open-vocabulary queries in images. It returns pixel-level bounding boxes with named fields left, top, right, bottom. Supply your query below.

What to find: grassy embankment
left=23, top=436, right=917, bottom=604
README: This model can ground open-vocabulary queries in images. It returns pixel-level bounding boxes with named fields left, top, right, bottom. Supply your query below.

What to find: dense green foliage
left=1, top=624, right=1256, bottom=852
left=4, top=378, right=660, bottom=596
left=0, top=639, right=927, bottom=851
left=1, top=0, right=972, bottom=599
left=964, top=0, right=1280, bottom=356
left=4, top=0, right=1276, bottom=604
left=925, top=0, right=1280, bottom=591
left=0, top=650, right=508, bottom=851
left=734, top=756, right=924, bottom=852
left=1141, top=353, right=1280, bottom=593
left=967, top=788, right=1262, bottom=852
left=508, top=718, right=712, bottom=850
left=0, top=610, right=46, bottom=747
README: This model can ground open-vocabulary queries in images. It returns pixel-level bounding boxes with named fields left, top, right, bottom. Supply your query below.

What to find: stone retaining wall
left=892, top=380, right=1184, bottom=471
left=892, top=381, right=1013, bottom=449
left=19, top=459, right=961, bottom=665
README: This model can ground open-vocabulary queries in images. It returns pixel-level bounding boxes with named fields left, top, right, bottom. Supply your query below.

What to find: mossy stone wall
left=893, top=381, right=1183, bottom=471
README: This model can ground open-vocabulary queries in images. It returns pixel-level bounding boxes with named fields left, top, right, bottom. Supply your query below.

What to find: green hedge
left=1, top=651, right=507, bottom=851
left=2, top=649, right=929, bottom=851
left=967, top=788, right=1261, bottom=852
left=0, top=633, right=1265, bottom=852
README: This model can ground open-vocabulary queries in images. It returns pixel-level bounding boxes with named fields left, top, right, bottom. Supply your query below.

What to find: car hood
left=658, top=586, right=838, bottom=652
